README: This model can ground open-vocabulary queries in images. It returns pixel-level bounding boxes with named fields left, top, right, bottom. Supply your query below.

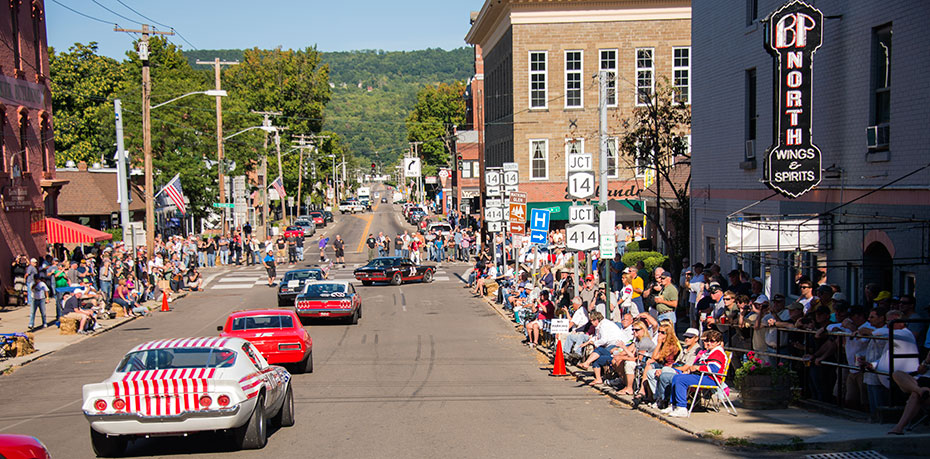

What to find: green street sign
left=542, top=207, right=560, bottom=213
left=212, top=203, right=235, bottom=208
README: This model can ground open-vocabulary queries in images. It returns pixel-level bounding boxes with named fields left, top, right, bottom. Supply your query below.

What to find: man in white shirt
left=797, top=280, right=816, bottom=314
left=562, top=297, right=590, bottom=362
left=578, top=311, right=627, bottom=385
left=836, top=306, right=872, bottom=410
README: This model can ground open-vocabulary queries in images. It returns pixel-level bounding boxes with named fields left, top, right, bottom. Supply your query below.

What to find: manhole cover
left=805, top=451, right=887, bottom=459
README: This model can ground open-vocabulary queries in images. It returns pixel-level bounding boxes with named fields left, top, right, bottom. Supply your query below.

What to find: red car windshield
left=230, top=315, right=295, bottom=331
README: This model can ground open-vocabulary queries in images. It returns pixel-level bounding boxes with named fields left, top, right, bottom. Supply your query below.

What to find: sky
left=46, top=0, right=481, bottom=59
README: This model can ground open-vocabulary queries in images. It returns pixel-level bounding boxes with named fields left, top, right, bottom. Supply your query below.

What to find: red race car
left=218, top=309, right=313, bottom=374
left=0, top=434, right=50, bottom=459
left=294, top=281, right=362, bottom=324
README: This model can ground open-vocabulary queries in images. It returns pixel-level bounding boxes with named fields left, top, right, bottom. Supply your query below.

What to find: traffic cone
left=161, top=291, right=170, bottom=312
left=550, top=339, right=568, bottom=376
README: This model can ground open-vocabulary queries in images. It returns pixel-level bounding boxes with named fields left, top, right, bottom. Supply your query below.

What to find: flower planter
left=739, top=374, right=791, bottom=409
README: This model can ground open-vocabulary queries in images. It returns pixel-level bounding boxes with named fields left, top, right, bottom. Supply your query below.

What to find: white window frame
left=530, top=139, right=549, bottom=180
left=563, top=137, right=584, bottom=176
left=599, top=49, right=618, bottom=107
left=635, top=48, right=655, bottom=106
left=472, top=161, right=480, bottom=178
left=673, top=47, right=691, bottom=105
left=461, top=161, right=473, bottom=178
left=529, top=51, right=548, bottom=109
left=564, top=50, right=583, bottom=109
left=607, top=137, right=619, bottom=178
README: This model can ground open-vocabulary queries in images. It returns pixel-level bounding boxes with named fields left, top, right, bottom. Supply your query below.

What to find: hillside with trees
left=183, top=48, right=473, bottom=167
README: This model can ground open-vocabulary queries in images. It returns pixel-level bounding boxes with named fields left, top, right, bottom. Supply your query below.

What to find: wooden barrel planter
left=739, top=374, right=791, bottom=409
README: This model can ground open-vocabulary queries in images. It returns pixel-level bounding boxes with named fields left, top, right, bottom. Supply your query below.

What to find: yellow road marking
left=356, top=212, right=375, bottom=253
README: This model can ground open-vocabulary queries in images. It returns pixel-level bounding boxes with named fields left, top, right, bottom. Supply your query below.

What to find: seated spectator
left=662, top=330, right=727, bottom=417
left=112, top=278, right=147, bottom=317
left=650, top=327, right=702, bottom=409
left=861, top=310, right=920, bottom=417
left=578, top=311, right=628, bottom=385
left=888, top=353, right=930, bottom=435
left=61, top=290, right=94, bottom=334
left=638, top=323, right=682, bottom=400
left=186, top=269, right=203, bottom=291
left=610, top=318, right=657, bottom=394
left=525, top=290, right=555, bottom=348
left=562, top=297, right=590, bottom=363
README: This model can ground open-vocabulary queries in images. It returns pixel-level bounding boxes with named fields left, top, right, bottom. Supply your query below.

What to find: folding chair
left=687, top=351, right=738, bottom=417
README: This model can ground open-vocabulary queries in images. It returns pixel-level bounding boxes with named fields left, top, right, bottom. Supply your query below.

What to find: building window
left=530, top=139, right=548, bottom=180
left=32, top=1, right=43, bottom=77
left=19, top=114, right=29, bottom=173
left=565, top=50, right=582, bottom=108
left=472, top=161, right=480, bottom=178
left=635, top=48, right=654, bottom=105
left=0, top=114, right=5, bottom=172
left=40, top=117, right=49, bottom=172
left=600, top=49, right=617, bottom=107
left=745, top=68, right=757, bottom=159
left=870, top=24, right=891, bottom=150
left=10, top=0, right=21, bottom=71
left=673, top=47, right=690, bottom=104
left=746, top=0, right=758, bottom=26
left=461, top=161, right=472, bottom=178
left=607, top=137, right=619, bottom=178
left=529, top=51, right=547, bottom=109
left=706, top=237, right=717, bottom=264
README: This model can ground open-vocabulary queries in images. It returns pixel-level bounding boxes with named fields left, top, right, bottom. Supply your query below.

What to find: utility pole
left=598, top=70, right=612, bottom=319
left=293, top=134, right=330, bottom=214
left=114, top=24, right=173, bottom=255
left=252, top=110, right=282, bottom=239
left=196, top=58, right=238, bottom=235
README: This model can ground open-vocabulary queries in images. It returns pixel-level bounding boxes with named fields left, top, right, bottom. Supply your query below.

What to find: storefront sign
left=1, top=185, right=32, bottom=212
left=0, top=75, right=45, bottom=110
left=763, top=0, right=824, bottom=198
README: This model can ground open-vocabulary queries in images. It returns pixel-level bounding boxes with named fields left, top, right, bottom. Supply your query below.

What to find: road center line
left=0, top=398, right=82, bottom=433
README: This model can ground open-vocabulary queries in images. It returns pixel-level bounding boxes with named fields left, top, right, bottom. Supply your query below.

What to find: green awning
left=525, top=200, right=645, bottom=221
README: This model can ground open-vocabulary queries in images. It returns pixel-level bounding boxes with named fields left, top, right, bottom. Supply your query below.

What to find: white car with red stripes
left=82, top=337, right=293, bottom=457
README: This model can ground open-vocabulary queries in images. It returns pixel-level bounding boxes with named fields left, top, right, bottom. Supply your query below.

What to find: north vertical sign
left=763, top=0, right=824, bottom=198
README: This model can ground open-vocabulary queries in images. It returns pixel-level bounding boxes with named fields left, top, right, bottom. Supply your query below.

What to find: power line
left=91, top=0, right=141, bottom=25
left=112, top=0, right=198, bottom=50
left=48, top=0, right=116, bottom=25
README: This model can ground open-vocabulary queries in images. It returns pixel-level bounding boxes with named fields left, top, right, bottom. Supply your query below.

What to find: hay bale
left=59, top=317, right=79, bottom=335
left=12, top=335, right=35, bottom=357
left=110, top=305, right=126, bottom=318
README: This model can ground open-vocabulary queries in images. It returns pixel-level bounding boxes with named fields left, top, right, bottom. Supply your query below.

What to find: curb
left=476, top=294, right=930, bottom=455
left=0, top=291, right=190, bottom=374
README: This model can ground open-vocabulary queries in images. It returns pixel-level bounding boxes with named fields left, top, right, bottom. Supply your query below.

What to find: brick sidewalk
left=479, top=292, right=930, bottom=455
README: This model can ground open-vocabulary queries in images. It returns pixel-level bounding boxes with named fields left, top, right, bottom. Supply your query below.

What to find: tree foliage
left=405, top=81, right=466, bottom=175
left=618, top=80, right=691, bottom=266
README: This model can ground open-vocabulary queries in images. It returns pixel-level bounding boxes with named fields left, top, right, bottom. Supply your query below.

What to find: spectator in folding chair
left=888, top=353, right=930, bottom=435
left=662, top=330, right=727, bottom=417
left=578, top=311, right=630, bottom=386
left=526, top=290, right=555, bottom=348
left=651, top=327, right=702, bottom=410
left=562, top=297, right=590, bottom=363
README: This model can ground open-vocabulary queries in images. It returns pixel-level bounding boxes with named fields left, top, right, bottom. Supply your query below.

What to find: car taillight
left=94, top=399, right=107, bottom=411
left=279, top=343, right=301, bottom=351
left=199, top=395, right=212, bottom=408
left=217, top=395, right=231, bottom=407
left=112, top=398, right=126, bottom=410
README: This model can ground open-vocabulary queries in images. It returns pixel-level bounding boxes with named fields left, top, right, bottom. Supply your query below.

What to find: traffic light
left=457, top=154, right=463, bottom=171
left=371, top=163, right=376, bottom=174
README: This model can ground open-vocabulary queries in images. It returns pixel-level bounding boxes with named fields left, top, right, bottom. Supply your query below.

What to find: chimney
left=77, top=161, right=88, bottom=171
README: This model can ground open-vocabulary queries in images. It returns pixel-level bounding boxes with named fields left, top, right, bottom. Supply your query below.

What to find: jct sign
left=763, top=0, right=823, bottom=198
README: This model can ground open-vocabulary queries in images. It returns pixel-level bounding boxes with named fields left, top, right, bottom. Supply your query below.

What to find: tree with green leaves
left=618, top=80, right=691, bottom=267
left=405, top=81, right=466, bottom=175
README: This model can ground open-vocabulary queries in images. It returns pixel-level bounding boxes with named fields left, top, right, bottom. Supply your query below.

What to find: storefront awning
left=45, top=218, right=113, bottom=244
left=526, top=200, right=645, bottom=221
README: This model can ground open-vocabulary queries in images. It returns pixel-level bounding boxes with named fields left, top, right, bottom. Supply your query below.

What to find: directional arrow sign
left=566, top=224, right=598, bottom=251
left=487, top=221, right=502, bottom=233
left=404, top=157, right=421, bottom=177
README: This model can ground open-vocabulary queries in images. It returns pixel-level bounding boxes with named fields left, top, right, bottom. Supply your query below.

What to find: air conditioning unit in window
left=744, top=139, right=756, bottom=160
left=866, top=125, right=890, bottom=149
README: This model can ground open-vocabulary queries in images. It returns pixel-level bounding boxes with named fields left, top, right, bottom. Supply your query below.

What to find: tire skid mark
left=410, top=335, right=436, bottom=398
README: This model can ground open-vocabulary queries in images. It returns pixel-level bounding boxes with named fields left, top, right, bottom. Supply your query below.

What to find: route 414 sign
left=566, top=224, right=598, bottom=251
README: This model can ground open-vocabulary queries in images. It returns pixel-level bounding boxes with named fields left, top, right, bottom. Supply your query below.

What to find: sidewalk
left=0, top=292, right=187, bottom=374
left=479, top=293, right=930, bottom=455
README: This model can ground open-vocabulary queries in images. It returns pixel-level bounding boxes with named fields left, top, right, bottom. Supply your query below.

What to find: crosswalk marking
left=206, top=266, right=460, bottom=290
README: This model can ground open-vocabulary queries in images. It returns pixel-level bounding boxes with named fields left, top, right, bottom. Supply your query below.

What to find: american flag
left=271, top=176, right=286, bottom=199
left=158, top=174, right=187, bottom=215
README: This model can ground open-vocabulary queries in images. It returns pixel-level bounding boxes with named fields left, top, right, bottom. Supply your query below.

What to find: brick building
left=454, top=33, right=484, bottom=218
left=691, top=1, right=930, bottom=307
left=0, top=1, right=65, bottom=288
left=465, top=0, right=691, bottom=228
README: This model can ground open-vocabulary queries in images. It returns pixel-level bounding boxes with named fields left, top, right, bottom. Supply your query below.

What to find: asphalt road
left=0, top=185, right=736, bottom=458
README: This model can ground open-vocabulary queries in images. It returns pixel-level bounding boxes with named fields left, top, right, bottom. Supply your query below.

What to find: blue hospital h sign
left=530, top=209, right=550, bottom=244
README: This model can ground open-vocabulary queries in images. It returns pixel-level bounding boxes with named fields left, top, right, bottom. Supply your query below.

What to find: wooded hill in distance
left=183, top=48, right=473, bottom=166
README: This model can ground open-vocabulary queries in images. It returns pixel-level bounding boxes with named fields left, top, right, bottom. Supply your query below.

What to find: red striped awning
left=45, top=217, right=113, bottom=244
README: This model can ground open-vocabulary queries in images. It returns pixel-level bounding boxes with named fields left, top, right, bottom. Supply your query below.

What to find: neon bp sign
left=763, top=0, right=824, bottom=198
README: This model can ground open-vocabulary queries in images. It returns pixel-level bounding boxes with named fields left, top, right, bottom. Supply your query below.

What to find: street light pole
left=197, top=58, right=238, bottom=235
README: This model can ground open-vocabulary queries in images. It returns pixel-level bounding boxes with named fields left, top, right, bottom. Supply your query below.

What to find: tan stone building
left=465, top=0, right=690, bottom=227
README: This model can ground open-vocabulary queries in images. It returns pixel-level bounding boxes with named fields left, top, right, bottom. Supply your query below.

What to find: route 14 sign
left=763, top=0, right=824, bottom=198
left=567, top=153, right=595, bottom=199
left=486, top=169, right=502, bottom=187
left=566, top=224, right=598, bottom=251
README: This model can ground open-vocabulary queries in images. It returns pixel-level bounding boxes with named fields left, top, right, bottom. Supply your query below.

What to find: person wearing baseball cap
left=655, top=271, right=678, bottom=324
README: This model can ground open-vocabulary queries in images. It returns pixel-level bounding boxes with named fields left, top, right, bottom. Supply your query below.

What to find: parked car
left=293, top=219, right=315, bottom=237
left=218, top=309, right=313, bottom=374
left=0, top=434, right=50, bottom=459
left=322, top=210, right=334, bottom=223
left=284, top=227, right=305, bottom=239
left=338, top=200, right=365, bottom=213
left=427, top=222, right=453, bottom=237
left=294, top=281, right=362, bottom=324
left=354, top=257, right=435, bottom=286
left=82, top=337, right=294, bottom=455
left=381, top=197, right=388, bottom=203
left=277, top=268, right=326, bottom=306
left=308, top=211, right=326, bottom=227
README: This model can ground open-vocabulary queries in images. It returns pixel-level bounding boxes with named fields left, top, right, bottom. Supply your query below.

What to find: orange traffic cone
left=161, top=291, right=170, bottom=312
left=550, top=339, right=568, bottom=376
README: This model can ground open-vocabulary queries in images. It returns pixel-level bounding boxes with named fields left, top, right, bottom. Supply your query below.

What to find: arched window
left=31, top=0, right=43, bottom=77
left=39, top=112, right=49, bottom=172
left=10, top=0, right=21, bottom=71
left=18, top=109, right=29, bottom=173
